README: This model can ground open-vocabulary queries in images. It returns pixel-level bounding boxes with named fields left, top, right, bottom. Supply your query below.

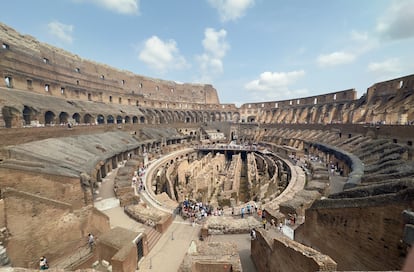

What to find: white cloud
left=244, top=70, right=307, bottom=101
left=317, top=51, right=356, bottom=67
left=368, top=58, right=401, bottom=74
left=376, top=0, right=414, bottom=40
left=47, top=21, right=74, bottom=44
left=138, top=36, right=188, bottom=73
left=75, top=0, right=139, bottom=15
left=208, top=0, right=255, bottom=22
left=196, top=28, right=230, bottom=82
left=350, top=30, right=369, bottom=42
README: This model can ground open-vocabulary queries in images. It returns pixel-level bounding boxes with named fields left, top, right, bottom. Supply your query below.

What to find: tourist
left=279, top=222, right=283, bottom=232
left=241, top=207, right=245, bottom=218
left=39, top=256, right=48, bottom=270
left=250, top=228, right=256, bottom=240
left=88, top=233, right=95, bottom=251
left=262, top=218, right=267, bottom=229
left=247, top=203, right=251, bottom=214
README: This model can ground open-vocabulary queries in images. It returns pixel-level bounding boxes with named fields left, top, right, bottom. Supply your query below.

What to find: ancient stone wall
left=2, top=188, right=110, bottom=269
left=251, top=229, right=337, bottom=272
left=295, top=189, right=414, bottom=271
left=240, top=88, right=356, bottom=111
left=0, top=23, right=220, bottom=106
left=0, top=168, right=86, bottom=209
left=366, top=74, right=414, bottom=103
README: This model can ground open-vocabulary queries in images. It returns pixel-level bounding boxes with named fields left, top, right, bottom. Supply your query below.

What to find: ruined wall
left=111, top=244, right=137, bottom=272
left=0, top=168, right=86, bottom=209
left=0, top=23, right=220, bottom=107
left=366, top=74, right=414, bottom=103
left=251, top=230, right=336, bottom=272
left=240, top=88, right=356, bottom=111
left=295, top=189, right=414, bottom=271
left=3, top=188, right=110, bottom=269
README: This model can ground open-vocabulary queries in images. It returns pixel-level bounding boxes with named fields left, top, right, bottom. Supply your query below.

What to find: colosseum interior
left=0, top=22, right=414, bottom=272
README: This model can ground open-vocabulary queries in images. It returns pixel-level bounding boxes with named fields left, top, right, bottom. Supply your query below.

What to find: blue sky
left=1, top=0, right=414, bottom=105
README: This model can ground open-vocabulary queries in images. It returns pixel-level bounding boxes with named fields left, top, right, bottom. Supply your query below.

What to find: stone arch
left=97, top=114, right=105, bottom=124
left=210, top=112, right=216, bottom=122
left=107, top=115, right=114, bottom=124
left=116, top=115, right=123, bottom=124
left=132, top=116, right=138, bottom=123
left=232, top=112, right=240, bottom=122
left=84, top=113, right=94, bottom=124
left=44, top=111, right=56, bottom=125
left=140, top=116, right=145, bottom=124
left=23, top=106, right=36, bottom=126
left=125, top=116, right=131, bottom=123
left=247, top=115, right=256, bottom=123
left=72, top=113, right=81, bottom=124
left=2, top=106, right=19, bottom=128
left=59, top=112, right=69, bottom=124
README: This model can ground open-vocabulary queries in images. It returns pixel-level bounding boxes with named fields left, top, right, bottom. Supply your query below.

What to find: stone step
left=52, top=244, right=92, bottom=269
left=145, top=228, right=162, bottom=252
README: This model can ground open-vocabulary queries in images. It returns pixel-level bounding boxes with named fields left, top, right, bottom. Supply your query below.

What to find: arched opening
left=84, top=113, right=94, bottom=124
left=59, top=112, right=69, bottom=124
left=186, top=117, right=191, bottom=123
left=140, top=116, right=145, bottom=124
left=97, top=114, right=105, bottom=124
left=2, top=106, right=19, bottom=128
left=132, top=116, right=138, bottom=123
left=116, top=115, right=123, bottom=124
left=107, top=115, right=114, bottom=124
left=124, top=116, right=131, bottom=123
left=44, top=111, right=56, bottom=125
left=23, top=106, right=34, bottom=126
left=72, top=113, right=81, bottom=124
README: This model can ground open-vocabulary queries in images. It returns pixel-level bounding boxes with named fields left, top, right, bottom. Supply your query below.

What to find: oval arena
left=0, top=23, right=414, bottom=272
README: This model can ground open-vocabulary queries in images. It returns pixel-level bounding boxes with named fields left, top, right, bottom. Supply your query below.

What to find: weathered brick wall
left=0, top=23, right=220, bottom=106
left=295, top=189, right=414, bottom=271
left=251, top=230, right=336, bottom=272
left=0, top=168, right=86, bottom=209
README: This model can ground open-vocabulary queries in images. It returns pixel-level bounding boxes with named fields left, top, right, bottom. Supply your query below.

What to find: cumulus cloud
left=244, top=70, right=307, bottom=101
left=376, top=0, right=414, bottom=40
left=208, top=0, right=255, bottom=22
left=138, top=36, right=188, bottom=73
left=317, top=51, right=356, bottom=67
left=47, top=21, right=74, bottom=44
left=196, top=28, right=230, bottom=81
left=75, top=0, right=139, bottom=15
left=368, top=58, right=401, bottom=74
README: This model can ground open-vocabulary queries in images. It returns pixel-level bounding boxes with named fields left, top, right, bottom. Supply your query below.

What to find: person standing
left=88, top=233, right=95, bottom=251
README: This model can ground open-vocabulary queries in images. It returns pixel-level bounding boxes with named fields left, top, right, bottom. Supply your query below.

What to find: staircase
left=51, top=244, right=93, bottom=270
left=144, top=227, right=162, bottom=252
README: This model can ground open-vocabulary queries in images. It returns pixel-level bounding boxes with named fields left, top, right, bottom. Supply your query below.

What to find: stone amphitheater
left=0, top=22, right=414, bottom=272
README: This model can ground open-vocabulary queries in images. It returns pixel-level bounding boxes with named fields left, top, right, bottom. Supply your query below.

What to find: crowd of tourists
left=132, top=165, right=147, bottom=192
left=177, top=198, right=225, bottom=223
